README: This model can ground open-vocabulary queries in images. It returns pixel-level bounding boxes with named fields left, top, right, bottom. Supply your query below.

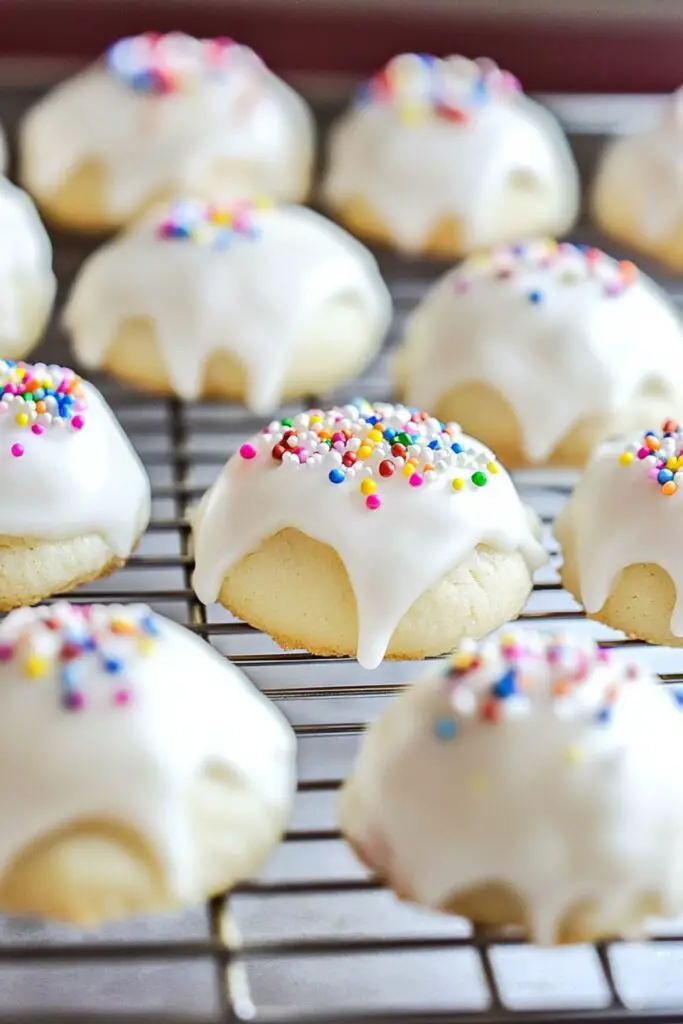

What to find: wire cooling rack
left=1, top=81, right=683, bottom=1023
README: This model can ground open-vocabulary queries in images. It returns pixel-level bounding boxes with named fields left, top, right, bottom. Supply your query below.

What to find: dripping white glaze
left=20, top=36, right=314, bottom=216
left=399, top=240, right=683, bottom=463
left=63, top=202, right=392, bottom=412
left=323, top=54, right=579, bottom=253
left=0, top=602, right=296, bottom=902
left=192, top=402, right=547, bottom=670
left=340, top=631, right=683, bottom=944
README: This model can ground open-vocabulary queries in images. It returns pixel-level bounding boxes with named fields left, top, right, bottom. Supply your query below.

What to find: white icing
left=64, top=203, right=392, bottom=412
left=399, top=241, right=683, bottom=463
left=0, top=177, right=55, bottom=356
left=0, top=602, right=296, bottom=903
left=20, top=41, right=314, bottom=217
left=323, top=56, right=579, bottom=252
left=341, top=631, right=683, bottom=943
left=192, top=402, right=546, bottom=670
left=556, top=431, right=683, bottom=634
left=593, top=89, right=683, bottom=242
left=0, top=370, right=150, bottom=555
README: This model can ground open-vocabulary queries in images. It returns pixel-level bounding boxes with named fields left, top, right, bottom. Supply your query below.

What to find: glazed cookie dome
left=592, top=89, right=683, bottom=272
left=0, top=177, right=56, bottom=359
left=0, top=601, right=296, bottom=924
left=396, top=240, right=683, bottom=467
left=557, top=421, right=683, bottom=645
left=0, top=360, right=150, bottom=609
left=19, top=32, right=315, bottom=233
left=340, top=630, right=683, bottom=944
left=64, top=198, right=392, bottom=412
left=192, top=401, right=546, bottom=670
left=322, top=54, right=579, bottom=259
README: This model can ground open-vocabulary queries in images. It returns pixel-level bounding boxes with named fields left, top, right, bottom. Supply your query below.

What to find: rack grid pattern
left=2, top=83, right=683, bottom=1023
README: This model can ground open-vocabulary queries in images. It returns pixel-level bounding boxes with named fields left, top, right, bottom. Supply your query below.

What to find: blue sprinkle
left=528, top=290, right=544, bottom=304
left=673, top=690, right=683, bottom=708
left=141, top=614, right=160, bottom=637
left=366, top=415, right=380, bottom=426
left=492, top=669, right=517, bottom=699
left=104, top=657, right=124, bottom=675
left=658, top=469, right=674, bottom=484
left=596, top=706, right=613, bottom=724
left=512, top=243, right=526, bottom=256
left=451, top=443, right=464, bottom=454
left=383, top=428, right=397, bottom=442
left=61, top=664, right=81, bottom=689
left=428, top=440, right=441, bottom=450
left=328, top=468, right=345, bottom=484
left=83, top=637, right=97, bottom=652
left=433, top=716, right=458, bottom=741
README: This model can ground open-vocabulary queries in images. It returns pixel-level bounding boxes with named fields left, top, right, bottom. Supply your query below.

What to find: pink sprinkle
left=113, top=688, right=132, bottom=706
left=496, top=268, right=513, bottom=280
left=366, top=494, right=381, bottom=510
left=502, top=645, right=523, bottom=660
left=10, top=444, right=24, bottom=458
left=454, top=278, right=472, bottom=294
left=0, top=644, right=14, bottom=661
left=597, top=648, right=611, bottom=663
left=637, top=447, right=649, bottom=460
left=31, top=424, right=44, bottom=436
left=66, top=691, right=86, bottom=711
left=648, top=468, right=659, bottom=480
left=71, top=415, right=85, bottom=431
left=332, top=432, right=345, bottom=443
left=625, top=664, right=639, bottom=679
left=333, top=440, right=346, bottom=451
left=409, top=473, right=424, bottom=487
left=547, top=647, right=561, bottom=663
left=297, top=450, right=308, bottom=463
left=239, top=443, right=257, bottom=460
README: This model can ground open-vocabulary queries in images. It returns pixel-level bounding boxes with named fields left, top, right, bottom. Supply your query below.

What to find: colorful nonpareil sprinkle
left=0, top=360, right=87, bottom=458
left=157, top=198, right=273, bottom=248
left=0, top=603, right=160, bottom=711
left=452, top=239, right=638, bottom=300
left=237, top=400, right=500, bottom=512
left=356, top=53, right=521, bottom=126
left=434, top=631, right=641, bottom=734
left=619, top=420, right=683, bottom=495
left=106, top=33, right=261, bottom=95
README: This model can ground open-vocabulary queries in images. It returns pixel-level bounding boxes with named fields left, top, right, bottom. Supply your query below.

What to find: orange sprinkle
left=663, top=481, right=677, bottom=495
left=619, top=260, right=638, bottom=283
left=646, top=436, right=660, bottom=451
left=111, top=619, right=135, bottom=635
left=35, top=401, right=46, bottom=414
left=553, top=679, right=573, bottom=698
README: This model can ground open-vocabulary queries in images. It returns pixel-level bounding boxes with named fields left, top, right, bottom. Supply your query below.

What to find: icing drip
left=21, top=36, right=314, bottom=216
left=323, top=57, right=578, bottom=252
left=341, top=630, right=683, bottom=943
left=106, top=33, right=262, bottom=95
left=355, top=54, right=521, bottom=125
left=400, top=240, right=683, bottom=463
left=0, top=178, right=55, bottom=353
left=0, top=364, right=150, bottom=556
left=557, top=422, right=683, bottom=635
left=0, top=602, right=296, bottom=902
left=64, top=202, right=391, bottom=412
left=192, top=400, right=546, bottom=669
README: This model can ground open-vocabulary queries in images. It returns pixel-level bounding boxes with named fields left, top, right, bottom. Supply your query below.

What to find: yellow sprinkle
left=15, top=413, right=29, bottom=427
left=500, top=633, right=517, bottom=647
left=468, top=772, right=491, bottom=795
left=618, top=452, right=633, bottom=467
left=16, top=367, right=26, bottom=380
left=452, top=477, right=465, bottom=491
left=487, top=461, right=499, bottom=474
left=452, top=651, right=474, bottom=671
left=564, top=745, right=584, bottom=765
left=254, top=196, right=273, bottom=210
left=310, top=415, right=321, bottom=424
left=358, top=445, right=373, bottom=460
left=368, top=429, right=383, bottom=443
left=402, top=462, right=416, bottom=477
left=668, top=457, right=679, bottom=471
left=360, top=479, right=376, bottom=496
left=138, top=637, right=156, bottom=657
left=25, top=654, right=49, bottom=678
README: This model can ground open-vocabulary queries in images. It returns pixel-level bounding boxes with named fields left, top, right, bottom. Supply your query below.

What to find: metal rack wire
left=1, top=81, right=683, bottom=1023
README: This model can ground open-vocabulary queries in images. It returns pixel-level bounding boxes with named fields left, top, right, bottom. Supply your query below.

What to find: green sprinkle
left=397, top=431, right=413, bottom=447
left=280, top=418, right=293, bottom=427
left=472, top=471, right=488, bottom=487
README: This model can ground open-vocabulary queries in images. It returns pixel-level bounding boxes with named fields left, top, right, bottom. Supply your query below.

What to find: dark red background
left=0, top=0, right=679, bottom=93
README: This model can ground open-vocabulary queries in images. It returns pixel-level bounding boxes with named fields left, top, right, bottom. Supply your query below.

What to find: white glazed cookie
left=64, top=199, right=392, bottom=412
left=340, top=630, right=683, bottom=944
left=322, top=54, right=579, bottom=259
left=19, top=33, right=315, bottom=232
left=592, top=89, right=683, bottom=272
left=396, top=240, right=683, bottom=467
left=557, top=421, right=683, bottom=645
left=192, top=400, right=547, bottom=670
left=0, top=601, right=296, bottom=925
left=0, top=360, right=150, bottom=608
left=0, top=177, right=56, bottom=359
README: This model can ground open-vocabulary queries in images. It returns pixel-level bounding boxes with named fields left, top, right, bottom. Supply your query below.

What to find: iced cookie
left=592, top=89, right=683, bottom=272
left=192, top=400, right=546, bottom=670
left=19, top=32, right=315, bottom=233
left=0, top=601, right=296, bottom=924
left=322, top=54, right=579, bottom=258
left=341, top=630, right=683, bottom=943
left=0, top=360, right=150, bottom=608
left=0, top=177, right=56, bottom=359
left=396, top=240, right=683, bottom=467
left=557, top=420, right=683, bottom=645
left=64, top=199, right=392, bottom=412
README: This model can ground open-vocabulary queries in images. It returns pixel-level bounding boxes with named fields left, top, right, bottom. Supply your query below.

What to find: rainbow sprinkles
left=238, top=399, right=501, bottom=513
left=157, top=198, right=273, bottom=249
left=106, top=33, right=261, bottom=95
left=619, top=421, right=683, bottom=495
left=356, top=54, right=521, bottom=126
left=0, top=360, right=86, bottom=459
